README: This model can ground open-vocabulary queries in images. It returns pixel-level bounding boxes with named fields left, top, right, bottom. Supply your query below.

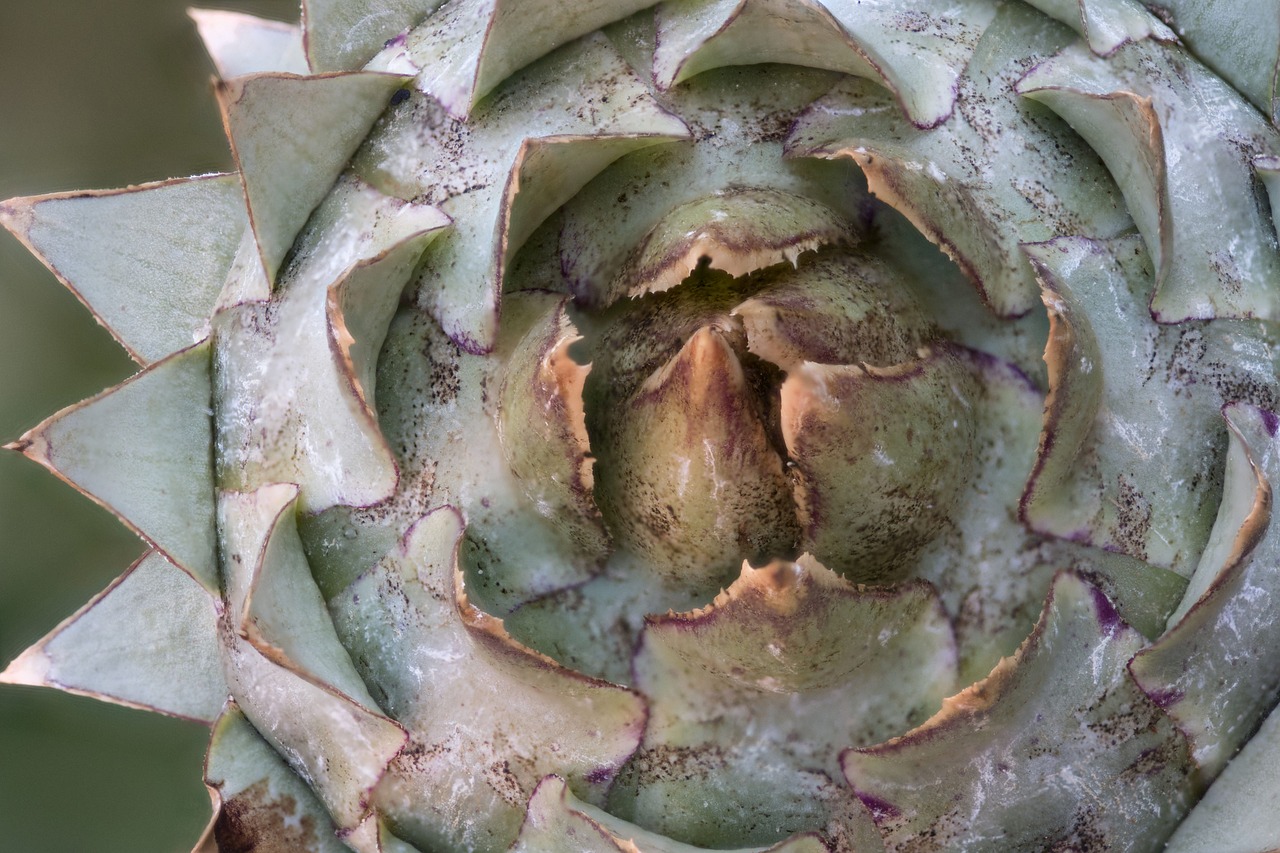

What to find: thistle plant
left=5, top=0, right=1280, bottom=851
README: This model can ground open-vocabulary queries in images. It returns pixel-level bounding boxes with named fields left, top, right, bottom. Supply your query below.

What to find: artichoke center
left=573, top=223, right=978, bottom=595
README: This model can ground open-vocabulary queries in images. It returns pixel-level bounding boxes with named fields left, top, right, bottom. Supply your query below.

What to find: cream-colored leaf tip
left=5, top=0, right=1280, bottom=850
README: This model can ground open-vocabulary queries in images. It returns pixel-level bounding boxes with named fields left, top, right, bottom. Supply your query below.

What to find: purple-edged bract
left=5, top=0, right=1280, bottom=850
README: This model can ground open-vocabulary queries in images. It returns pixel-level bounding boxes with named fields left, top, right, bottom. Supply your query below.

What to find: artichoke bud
left=593, top=323, right=798, bottom=594
left=12, top=0, right=1280, bottom=851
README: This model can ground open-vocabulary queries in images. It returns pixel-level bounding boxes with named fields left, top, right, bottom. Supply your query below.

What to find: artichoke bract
left=6, top=0, right=1280, bottom=850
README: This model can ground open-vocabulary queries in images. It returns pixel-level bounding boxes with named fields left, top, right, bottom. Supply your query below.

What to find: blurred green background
left=1, top=2, right=291, bottom=849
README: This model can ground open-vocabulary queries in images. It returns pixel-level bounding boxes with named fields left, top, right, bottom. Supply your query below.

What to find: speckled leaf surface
left=593, top=326, right=797, bottom=597
left=787, top=2, right=1132, bottom=318
left=328, top=507, right=646, bottom=853
left=495, top=293, right=610, bottom=559
left=1145, top=0, right=1280, bottom=124
left=617, top=189, right=851, bottom=301
left=402, top=0, right=660, bottom=117
left=302, top=0, right=443, bottom=72
left=204, top=704, right=351, bottom=853
left=0, top=551, right=227, bottom=723
left=1130, top=403, right=1280, bottom=777
left=1020, top=0, right=1174, bottom=55
left=781, top=350, right=977, bottom=584
left=843, top=571, right=1195, bottom=851
left=217, top=70, right=413, bottom=281
left=1022, top=236, right=1280, bottom=575
left=9, top=341, right=218, bottom=590
left=611, top=556, right=953, bottom=848
left=907, top=347, right=1185, bottom=682
left=1019, top=37, right=1280, bottom=322
left=654, top=0, right=995, bottom=128
left=352, top=31, right=687, bottom=352
left=217, top=484, right=408, bottom=835
left=303, top=293, right=609, bottom=612
left=558, top=45, right=864, bottom=309
left=1164, top=700, right=1280, bottom=853
left=872, top=206, right=1051, bottom=390
left=213, top=177, right=448, bottom=512
left=0, top=176, right=247, bottom=365
left=190, top=9, right=308, bottom=78
left=515, top=776, right=843, bottom=853
left=733, top=250, right=932, bottom=372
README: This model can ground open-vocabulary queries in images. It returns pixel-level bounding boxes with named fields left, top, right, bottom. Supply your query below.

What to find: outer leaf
left=1145, top=0, right=1280, bottom=124
left=843, top=571, right=1195, bottom=851
left=787, top=2, right=1132, bottom=318
left=908, top=348, right=1186, bottom=682
left=214, top=178, right=449, bottom=512
left=0, top=551, right=226, bottom=723
left=513, top=776, right=842, bottom=853
left=7, top=341, right=218, bottom=590
left=1019, top=37, right=1280, bottom=322
left=1164, top=700, right=1280, bottom=853
left=1020, top=0, right=1174, bottom=55
left=328, top=507, right=647, bottom=853
left=0, top=175, right=247, bottom=365
left=1130, top=404, right=1280, bottom=777
left=189, top=9, right=308, bottom=78
left=302, top=0, right=443, bottom=72
left=612, top=556, right=953, bottom=848
left=403, top=0, right=660, bottom=117
left=1022, top=236, right=1280, bottom=574
left=353, top=32, right=688, bottom=352
left=216, top=71, right=414, bottom=282
left=217, top=484, right=408, bottom=836
left=203, top=704, right=350, bottom=853
left=654, top=0, right=996, bottom=128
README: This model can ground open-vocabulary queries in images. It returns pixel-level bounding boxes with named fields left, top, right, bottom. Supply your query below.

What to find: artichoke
left=5, top=0, right=1280, bottom=850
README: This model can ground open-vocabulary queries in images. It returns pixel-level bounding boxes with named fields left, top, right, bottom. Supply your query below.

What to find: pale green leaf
left=404, top=0, right=661, bottom=117
left=1145, top=0, right=1280, bottom=124
left=781, top=349, right=977, bottom=584
left=0, top=175, right=246, bottom=364
left=353, top=31, right=688, bottom=352
left=302, top=0, right=444, bottom=72
left=217, top=483, right=408, bottom=833
left=328, top=507, right=646, bottom=853
left=189, top=9, right=308, bottom=78
left=788, top=2, right=1133, bottom=318
left=204, top=704, right=351, bottom=853
left=655, top=0, right=996, bottom=128
left=1018, top=37, right=1280, bottom=322
left=1131, top=403, right=1280, bottom=777
left=515, top=776, right=844, bottom=853
left=0, top=551, right=226, bottom=723
left=10, top=341, right=218, bottom=590
left=1020, top=0, right=1174, bottom=54
left=216, top=71, right=413, bottom=282
left=612, top=556, right=952, bottom=848
left=843, top=571, right=1195, bottom=851
left=1022, top=236, right=1280, bottom=574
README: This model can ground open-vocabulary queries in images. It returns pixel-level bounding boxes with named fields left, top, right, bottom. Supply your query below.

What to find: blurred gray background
left=1, top=2, right=294, bottom=849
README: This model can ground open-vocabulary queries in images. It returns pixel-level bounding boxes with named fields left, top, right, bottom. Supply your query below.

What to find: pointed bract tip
left=0, top=196, right=34, bottom=236
left=0, top=644, right=52, bottom=687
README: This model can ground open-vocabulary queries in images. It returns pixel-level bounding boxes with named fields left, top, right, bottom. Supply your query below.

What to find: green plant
left=5, top=1, right=1280, bottom=850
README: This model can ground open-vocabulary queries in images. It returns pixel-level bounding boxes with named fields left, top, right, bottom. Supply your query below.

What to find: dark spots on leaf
left=214, top=782, right=319, bottom=853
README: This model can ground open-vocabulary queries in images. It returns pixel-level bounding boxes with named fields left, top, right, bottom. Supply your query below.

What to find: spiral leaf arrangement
left=4, top=0, right=1280, bottom=850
